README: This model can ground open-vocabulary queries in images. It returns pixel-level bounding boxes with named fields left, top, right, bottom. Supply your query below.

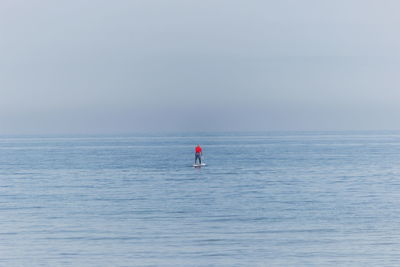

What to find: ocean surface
left=1, top=131, right=400, bottom=266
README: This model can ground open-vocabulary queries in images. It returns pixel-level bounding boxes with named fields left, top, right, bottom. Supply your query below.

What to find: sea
left=1, top=131, right=400, bottom=266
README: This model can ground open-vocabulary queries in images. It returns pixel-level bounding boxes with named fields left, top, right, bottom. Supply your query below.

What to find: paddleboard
left=193, top=163, right=206, bottom=167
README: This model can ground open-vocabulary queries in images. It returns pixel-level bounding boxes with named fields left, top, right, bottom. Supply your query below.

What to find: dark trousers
left=195, top=153, right=202, bottom=164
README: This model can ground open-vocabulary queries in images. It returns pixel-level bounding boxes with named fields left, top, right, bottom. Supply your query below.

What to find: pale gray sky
left=1, top=0, right=400, bottom=134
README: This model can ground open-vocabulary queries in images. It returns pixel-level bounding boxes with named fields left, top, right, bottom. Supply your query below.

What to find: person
left=195, top=144, right=202, bottom=164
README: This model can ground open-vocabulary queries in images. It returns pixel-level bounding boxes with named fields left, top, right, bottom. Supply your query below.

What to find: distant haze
left=1, top=0, right=400, bottom=134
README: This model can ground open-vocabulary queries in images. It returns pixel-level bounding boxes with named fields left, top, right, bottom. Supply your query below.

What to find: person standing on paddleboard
left=195, top=144, right=202, bottom=164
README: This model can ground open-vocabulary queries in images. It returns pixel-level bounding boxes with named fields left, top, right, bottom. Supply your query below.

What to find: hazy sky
left=1, top=0, right=400, bottom=134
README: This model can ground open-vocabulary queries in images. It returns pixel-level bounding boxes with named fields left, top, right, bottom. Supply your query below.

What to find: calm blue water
left=1, top=132, right=400, bottom=266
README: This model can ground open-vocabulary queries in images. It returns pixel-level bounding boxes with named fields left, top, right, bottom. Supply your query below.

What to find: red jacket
left=195, top=146, right=202, bottom=153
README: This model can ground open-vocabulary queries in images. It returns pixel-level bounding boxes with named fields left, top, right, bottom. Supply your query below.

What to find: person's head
left=197, top=144, right=200, bottom=147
